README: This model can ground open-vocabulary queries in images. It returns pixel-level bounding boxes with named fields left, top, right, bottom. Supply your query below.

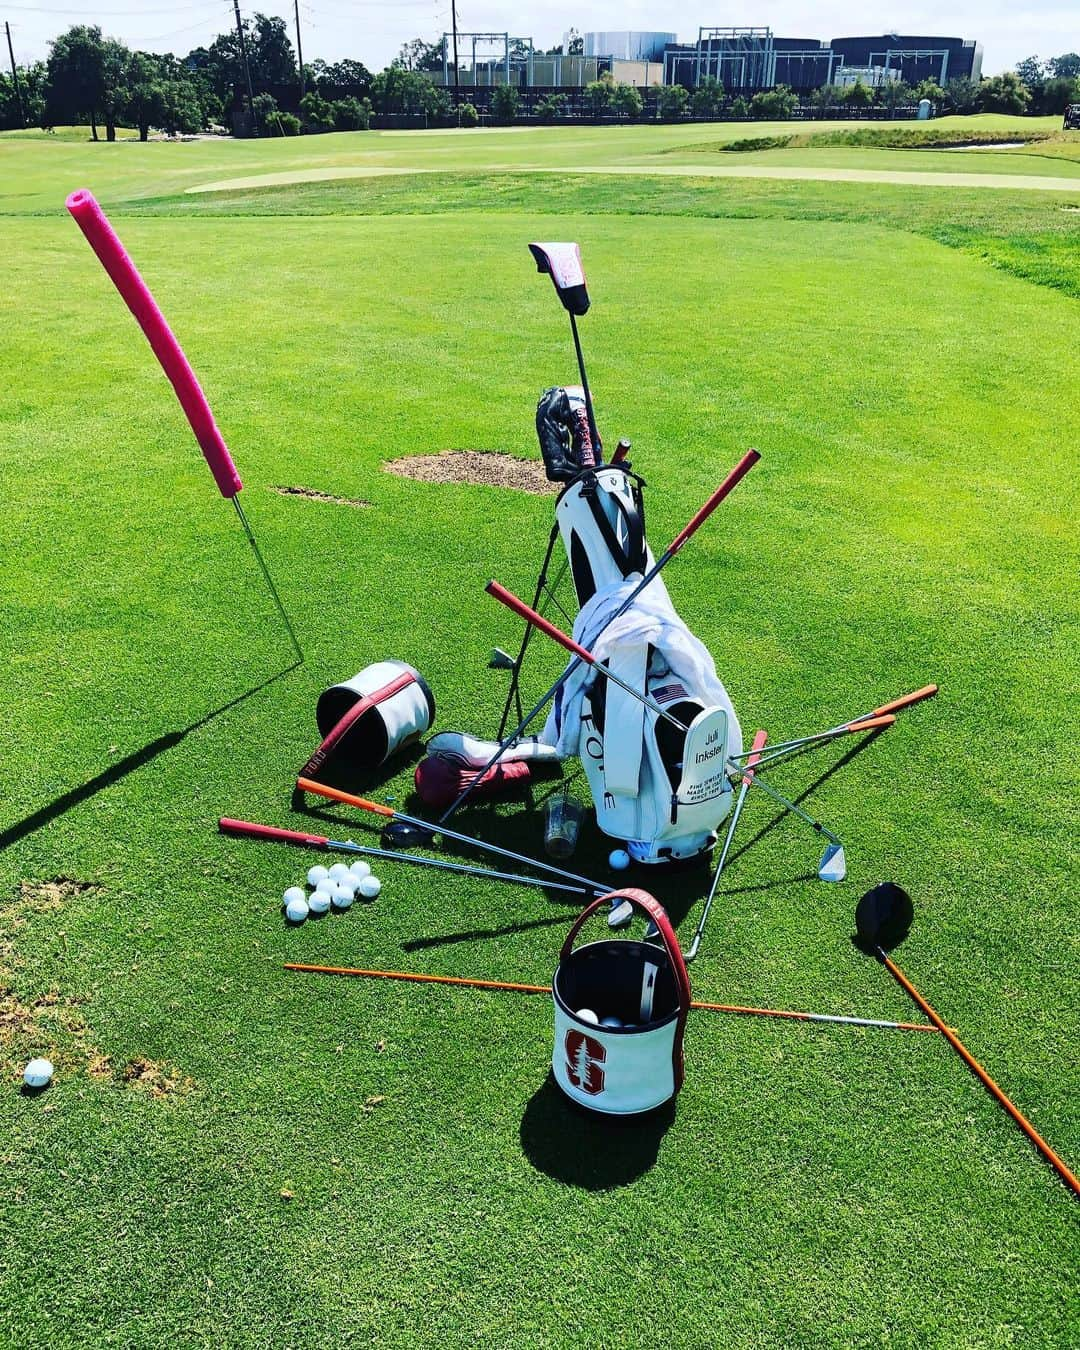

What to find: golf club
left=855, top=882, right=1080, bottom=1196
left=729, top=685, right=938, bottom=764
left=295, top=776, right=611, bottom=897
left=440, top=451, right=760, bottom=823
left=487, top=580, right=847, bottom=883
left=218, top=817, right=591, bottom=895
left=528, top=242, right=600, bottom=452
left=684, top=729, right=768, bottom=962
left=284, top=962, right=943, bottom=1032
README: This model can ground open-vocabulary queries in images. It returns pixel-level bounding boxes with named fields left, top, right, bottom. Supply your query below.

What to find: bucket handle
left=561, top=889, right=692, bottom=1015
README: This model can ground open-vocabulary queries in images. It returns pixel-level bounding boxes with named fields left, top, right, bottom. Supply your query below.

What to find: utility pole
left=232, top=0, right=258, bottom=135
left=293, top=0, right=305, bottom=99
left=5, top=22, right=24, bottom=128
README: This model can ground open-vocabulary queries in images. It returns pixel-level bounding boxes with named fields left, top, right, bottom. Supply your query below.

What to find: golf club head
left=488, top=647, right=518, bottom=671
left=381, top=821, right=435, bottom=850
left=607, top=897, right=633, bottom=929
left=818, top=842, right=847, bottom=883
left=528, top=242, right=590, bottom=316
left=855, top=882, right=914, bottom=953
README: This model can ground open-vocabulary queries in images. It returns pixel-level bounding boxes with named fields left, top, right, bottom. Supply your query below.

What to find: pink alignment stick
left=65, top=188, right=242, bottom=499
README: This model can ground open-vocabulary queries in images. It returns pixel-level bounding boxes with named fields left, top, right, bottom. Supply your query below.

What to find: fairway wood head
left=488, top=648, right=518, bottom=671
left=381, top=821, right=435, bottom=849
left=855, top=882, right=914, bottom=953
left=818, top=843, right=847, bottom=883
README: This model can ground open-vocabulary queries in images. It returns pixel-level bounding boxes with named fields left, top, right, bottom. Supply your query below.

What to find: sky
left=4, top=0, right=1077, bottom=77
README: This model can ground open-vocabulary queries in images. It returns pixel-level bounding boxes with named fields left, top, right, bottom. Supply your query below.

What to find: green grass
left=1, top=128, right=1078, bottom=1347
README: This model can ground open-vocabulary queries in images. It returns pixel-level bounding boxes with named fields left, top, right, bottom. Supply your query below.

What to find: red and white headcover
left=528, top=242, right=590, bottom=315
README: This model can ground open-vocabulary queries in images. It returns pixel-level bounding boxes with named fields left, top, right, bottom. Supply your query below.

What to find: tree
left=160, top=77, right=203, bottom=135
left=564, top=29, right=584, bottom=56
left=877, top=80, right=912, bottom=114
left=611, top=82, right=643, bottom=121
left=1039, top=76, right=1080, bottom=115
left=729, top=94, right=750, bottom=119
left=808, top=83, right=840, bottom=117
left=250, top=92, right=279, bottom=134
left=690, top=75, right=724, bottom=117
left=1015, top=56, right=1046, bottom=87
left=584, top=74, right=614, bottom=119
left=124, top=53, right=165, bottom=140
left=458, top=101, right=478, bottom=127
left=913, top=79, right=946, bottom=104
left=750, top=84, right=797, bottom=118
left=534, top=92, right=565, bottom=123
left=299, top=90, right=335, bottom=131
left=944, top=77, right=981, bottom=113
left=370, top=66, right=443, bottom=115
left=656, top=83, right=688, bottom=120
left=332, top=96, right=371, bottom=130
left=491, top=83, right=518, bottom=124
left=310, top=59, right=372, bottom=103
left=395, top=38, right=443, bottom=73
left=1048, top=53, right=1080, bottom=80
left=46, top=26, right=109, bottom=139
left=841, top=78, right=873, bottom=108
left=979, top=72, right=1030, bottom=115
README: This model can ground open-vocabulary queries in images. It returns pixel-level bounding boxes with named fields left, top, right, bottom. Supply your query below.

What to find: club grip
left=66, top=189, right=243, bottom=499
left=486, top=581, right=593, bottom=664
left=845, top=714, right=896, bottom=733
left=742, top=729, right=768, bottom=784
left=667, top=449, right=760, bottom=556
left=871, top=685, right=938, bottom=718
left=219, top=817, right=328, bottom=847
left=296, top=776, right=396, bottom=818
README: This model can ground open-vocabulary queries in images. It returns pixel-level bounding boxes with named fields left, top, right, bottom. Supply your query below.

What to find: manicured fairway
left=1, top=127, right=1078, bottom=1347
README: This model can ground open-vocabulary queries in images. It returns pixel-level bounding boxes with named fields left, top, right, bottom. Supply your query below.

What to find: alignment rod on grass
left=283, top=964, right=943, bottom=1033
left=295, top=776, right=610, bottom=896
left=218, top=817, right=590, bottom=895
left=440, top=450, right=760, bottom=823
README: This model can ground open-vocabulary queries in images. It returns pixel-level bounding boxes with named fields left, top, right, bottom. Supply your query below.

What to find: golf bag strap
left=562, top=889, right=692, bottom=1089
left=300, top=671, right=416, bottom=778
left=583, top=478, right=646, bottom=579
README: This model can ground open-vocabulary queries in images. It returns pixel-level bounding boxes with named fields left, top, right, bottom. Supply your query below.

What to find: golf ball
left=576, top=1008, right=599, bottom=1025
left=328, top=863, right=351, bottom=882
left=284, top=896, right=309, bottom=923
left=349, top=860, right=372, bottom=880
left=283, top=886, right=306, bottom=907
left=608, top=849, right=630, bottom=871
left=308, top=891, right=332, bottom=915
left=307, top=865, right=330, bottom=887
left=357, top=875, right=381, bottom=899
left=600, top=1016, right=623, bottom=1028
left=23, top=1057, right=54, bottom=1090
left=315, top=876, right=337, bottom=896
left=331, top=887, right=353, bottom=910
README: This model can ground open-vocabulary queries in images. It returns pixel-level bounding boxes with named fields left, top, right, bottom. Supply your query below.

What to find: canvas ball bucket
left=552, top=889, right=691, bottom=1116
left=302, top=661, right=435, bottom=779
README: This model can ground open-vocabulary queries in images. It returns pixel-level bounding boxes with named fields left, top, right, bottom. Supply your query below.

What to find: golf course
left=1, top=116, right=1077, bottom=1345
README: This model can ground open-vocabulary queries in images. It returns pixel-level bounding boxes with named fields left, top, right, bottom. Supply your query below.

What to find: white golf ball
left=23, top=1057, right=54, bottom=1090
left=284, top=896, right=309, bottom=923
left=308, top=891, right=332, bottom=915
left=349, top=860, right=372, bottom=880
left=357, top=875, right=381, bottom=899
left=307, top=865, right=330, bottom=887
left=576, top=1008, right=599, bottom=1025
left=608, top=849, right=630, bottom=871
left=315, top=876, right=337, bottom=896
left=328, top=863, right=351, bottom=882
left=600, top=1016, right=622, bottom=1028
left=331, top=887, right=353, bottom=910
left=283, top=886, right=306, bottom=907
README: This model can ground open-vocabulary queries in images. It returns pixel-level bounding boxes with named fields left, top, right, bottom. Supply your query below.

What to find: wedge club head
left=488, top=648, right=518, bottom=671
left=818, top=842, right=847, bottom=883
left=855, top=882, right=914, bottom=953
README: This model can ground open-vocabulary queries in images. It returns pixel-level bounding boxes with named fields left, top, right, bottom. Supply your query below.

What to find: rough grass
left=709, top=126, right=1061, bottom=153
left=1, top=130, right=1078, bottom=1347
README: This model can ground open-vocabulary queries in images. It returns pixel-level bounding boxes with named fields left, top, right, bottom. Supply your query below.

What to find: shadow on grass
left=520, top=1073, right=675, bottom=1189
left=0, top=661, right=300, bottom=853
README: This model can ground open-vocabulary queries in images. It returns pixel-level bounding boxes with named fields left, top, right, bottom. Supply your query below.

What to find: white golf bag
left=544, top=468, right=742, bottom=864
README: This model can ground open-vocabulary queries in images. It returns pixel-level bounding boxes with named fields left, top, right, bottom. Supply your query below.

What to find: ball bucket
left=301, top=661, right=435, bottom=780
left=552, top=889, right=691, bottom=1116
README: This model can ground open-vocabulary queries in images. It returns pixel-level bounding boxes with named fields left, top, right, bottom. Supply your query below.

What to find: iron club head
left=818, top=842, right=847, bottom=883
left=488, top=648, right=518, bottom=671
left=855, top=882, right=914, bottom=953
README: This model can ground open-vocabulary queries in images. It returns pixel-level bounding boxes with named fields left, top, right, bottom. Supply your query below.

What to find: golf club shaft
left=730, top=685, right=937, bottom=762
left=738, top=770, right=842, bottom=848
left=284, top=963, right=942, bottom=1032
left=296, top=776, right=609, bottom=896
left=732, top=714, right=895, bottom=767
left=217, top=817, right=589, bottom=894
left=439, top=451, right=760, bottom=822
left=877, top=948, right=1080, bottom=1195
left=233, top=498, right=304, bottom=663
left=569, top=310, right=600, bottom=456
left=685, top=729, right=768, bottom=962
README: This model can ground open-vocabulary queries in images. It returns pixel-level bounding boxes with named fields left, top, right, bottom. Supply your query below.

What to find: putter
left=487, top=581, right=847, bottom=883
left=218, top=817, right=590, bottom=896
left=855, top=883, right=1080, bottom=1196
left=440, top=450, right=760, bottom=824
left=295, top=776, right=611, bottom=897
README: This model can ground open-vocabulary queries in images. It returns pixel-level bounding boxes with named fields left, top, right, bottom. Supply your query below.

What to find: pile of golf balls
left=282, top=859, right=382, bottom=924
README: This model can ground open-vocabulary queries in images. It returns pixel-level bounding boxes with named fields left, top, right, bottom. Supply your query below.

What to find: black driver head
left=855, top=882, right=914, bottom=954
left=381, top=820, right=435, bottom=849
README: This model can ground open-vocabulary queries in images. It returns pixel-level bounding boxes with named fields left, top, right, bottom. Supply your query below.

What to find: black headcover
left=855, top=882, right=914, bottom=953
left=536, top=386, right=599, bottom=482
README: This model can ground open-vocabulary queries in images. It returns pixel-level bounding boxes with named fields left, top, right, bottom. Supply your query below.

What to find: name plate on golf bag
left=552, top=889, right=691, bottom=1116
left=305, top=661, right=435, bottom=777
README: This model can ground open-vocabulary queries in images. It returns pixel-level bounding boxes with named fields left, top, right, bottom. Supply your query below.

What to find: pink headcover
left=65, top=188, right=243, bottom=498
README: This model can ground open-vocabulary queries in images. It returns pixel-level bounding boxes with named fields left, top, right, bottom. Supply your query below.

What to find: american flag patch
left=653, top=681, right=688, bottom=703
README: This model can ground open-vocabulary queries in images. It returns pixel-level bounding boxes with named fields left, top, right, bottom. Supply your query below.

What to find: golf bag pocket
left=305, top=661, right=435, bottom=778
left=552, top=890, right=691, bottom=1115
